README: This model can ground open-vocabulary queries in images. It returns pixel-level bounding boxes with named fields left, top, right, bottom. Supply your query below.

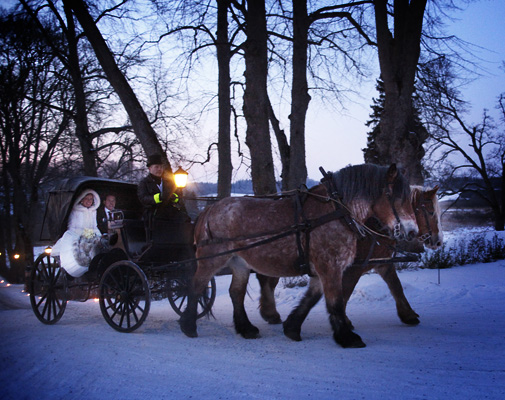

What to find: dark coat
left=96, top=206, right=116, bottom=234
left=137, top=173, right=178, bottom=221
left=96, top=206, right=108, bottom=234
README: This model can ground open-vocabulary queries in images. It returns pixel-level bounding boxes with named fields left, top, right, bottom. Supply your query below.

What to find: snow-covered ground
left=1, top=228, right=504, bottom=400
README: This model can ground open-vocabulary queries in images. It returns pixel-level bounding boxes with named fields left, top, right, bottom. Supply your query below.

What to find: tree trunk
left=216, top=0, right=232, bottom=198
left=268, top=97, right=290, bottom=191
left=66, top=0, right=169, bottom=167
left=374, top=0, right=428, bottom=185
left=500, top=164, right=505, bottom=231
left=63, top=2, right=97, bottom=176
left=287, top=0, right=310, bottom=190
left=243, top=0, right=277, bottom=195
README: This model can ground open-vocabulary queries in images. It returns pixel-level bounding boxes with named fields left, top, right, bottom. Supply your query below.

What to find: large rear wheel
left=99, top=261, right=151, bottom=332
left=168, top=277, right=216, bottom=319
left=29, top=253, right=68, bottom=325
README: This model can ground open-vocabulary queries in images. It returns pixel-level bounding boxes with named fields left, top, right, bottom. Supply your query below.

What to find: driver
left=137, top=154, right=182, bottom=238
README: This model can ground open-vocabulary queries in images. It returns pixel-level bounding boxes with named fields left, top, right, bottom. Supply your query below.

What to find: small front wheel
left=168, top=277, right=216, bottom=319
left=29, top=253, right=68, bottom=325
left=99, top=261, right=151, bottom=332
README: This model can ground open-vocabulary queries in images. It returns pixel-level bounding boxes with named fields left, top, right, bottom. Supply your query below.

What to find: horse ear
left=426, top=185, right=439, bottom=197
left=386, top=163, right=398, bottom=183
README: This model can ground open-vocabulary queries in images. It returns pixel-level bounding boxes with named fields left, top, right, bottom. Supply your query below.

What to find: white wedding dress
left=51, top=189, right=102, bottom=277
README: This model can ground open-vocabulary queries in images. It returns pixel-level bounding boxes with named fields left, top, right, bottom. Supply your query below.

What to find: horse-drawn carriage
left=29, top=164, right=442, bottom=348
left=29, top=176, right=216, bottom=332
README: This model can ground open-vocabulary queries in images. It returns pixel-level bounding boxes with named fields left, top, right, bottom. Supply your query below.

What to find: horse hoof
left=335, top=331, right=366, bottom=348
left=179, top=319, right=198, bottom=338
left=344, top=339, right=366, bottom=348
left=236, top=324, right=260, bottom=339
left=260, top=310, right=282, bottom=325
left=266, top=315, right=282, bottom=325
left=402, top=317, right=420, bottom=325
left=241, top=331, right=261, bottom=339
left=283, top=328, right=302, bottom=342
left=399, top=311, right=420, bottom=325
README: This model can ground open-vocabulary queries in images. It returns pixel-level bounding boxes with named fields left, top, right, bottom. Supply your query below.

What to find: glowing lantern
left=174, top=167, right=188, bottom=189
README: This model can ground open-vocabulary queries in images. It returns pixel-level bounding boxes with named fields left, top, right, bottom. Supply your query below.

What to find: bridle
left=385, top=186, right=409, bottom=241
left=415, top=197, right=436, bottom=244
left=320, top=167, right=410, bottom=241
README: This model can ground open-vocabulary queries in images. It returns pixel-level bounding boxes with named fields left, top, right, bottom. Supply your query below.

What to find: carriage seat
left=120, top=217, right=195, bottom=259
left=120, top=219, right=146, bottom=256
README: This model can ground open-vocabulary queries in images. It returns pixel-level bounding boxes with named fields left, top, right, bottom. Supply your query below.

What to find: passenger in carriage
left=97, top=194, right=120, bottom=246
left=97, top=194, right=117, bottom=234
left=51, top=189, right=105, bottom=277
left=137, top=154, right=187, bottom=229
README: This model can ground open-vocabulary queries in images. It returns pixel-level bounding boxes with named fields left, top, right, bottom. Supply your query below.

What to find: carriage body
left=29, top=177, right=215, bottom=332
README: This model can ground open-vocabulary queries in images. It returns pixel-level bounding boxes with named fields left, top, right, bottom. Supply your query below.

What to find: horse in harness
left=179, top=163, right=419, bottom=348
left=278, top=185, right=443, bottom=343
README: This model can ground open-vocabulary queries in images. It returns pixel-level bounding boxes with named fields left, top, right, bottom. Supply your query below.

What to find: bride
left=52, top=189, right=103, bottom=277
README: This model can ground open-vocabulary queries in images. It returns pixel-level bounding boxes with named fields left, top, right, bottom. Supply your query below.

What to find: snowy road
left=1, top=262, right=505, bottom=399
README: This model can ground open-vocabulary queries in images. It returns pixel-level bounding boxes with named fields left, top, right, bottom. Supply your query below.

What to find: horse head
left=372, top=164, right=419, bottom=241
left=412, top=185, right=443, bottom=250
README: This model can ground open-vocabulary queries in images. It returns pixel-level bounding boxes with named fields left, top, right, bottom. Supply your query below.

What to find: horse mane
left=410, top=185, right=423, bottom=206
left=331, top=163, right=410, bottom=203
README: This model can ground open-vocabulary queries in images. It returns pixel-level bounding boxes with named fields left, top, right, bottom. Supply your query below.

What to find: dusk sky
left=302, top=0, right=505, bottom=181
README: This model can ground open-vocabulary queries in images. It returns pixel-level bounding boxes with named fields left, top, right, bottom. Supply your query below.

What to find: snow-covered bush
left=421, top=233, right=505, bottom=269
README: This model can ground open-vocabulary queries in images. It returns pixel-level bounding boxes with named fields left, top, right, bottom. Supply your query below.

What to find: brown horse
left=180, top=164, right=418, bottom=348
left=280, top=186, right=443, bottom=343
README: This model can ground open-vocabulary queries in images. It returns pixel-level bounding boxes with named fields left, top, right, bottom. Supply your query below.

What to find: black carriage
left=29, top=177, right=216, bottom=332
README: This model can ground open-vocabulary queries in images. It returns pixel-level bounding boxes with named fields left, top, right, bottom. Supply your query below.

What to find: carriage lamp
left=44, top=247, right=52, bottom=255
left=13, top=253, right=20, bottom=260
left=174, top=167, right=188, bottom=189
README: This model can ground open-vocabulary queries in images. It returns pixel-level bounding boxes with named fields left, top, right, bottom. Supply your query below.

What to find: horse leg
left=256, top=274, right=282, bottom=324
left=326, top=295, right=366, bottom=348
left=341, top=266, right=368, bottom=330
left=283, top=277, right=323, bottom=341
left=318, top=266, right=366, bottom=348
left=179, top=262, right=216, bottom=338
left=229, top=260, right=260, bottom=339
left=375, top=264, right=420, bottom=325
left=179, top=291, right=199, bottom=338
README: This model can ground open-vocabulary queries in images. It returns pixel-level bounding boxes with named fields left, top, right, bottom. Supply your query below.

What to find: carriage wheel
left=168, top=277, right=216, bottom=319
left=99, top=261, right=151, bottom=333
left=29, top=253, right=68, bottom=325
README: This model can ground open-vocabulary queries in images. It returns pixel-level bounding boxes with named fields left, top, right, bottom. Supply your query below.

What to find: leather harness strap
left=319, top=167, right=366, bottom=238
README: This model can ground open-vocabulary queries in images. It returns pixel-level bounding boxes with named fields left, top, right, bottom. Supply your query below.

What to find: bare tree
left=285, top=0, right=374, bottom=189
left=21, top=0, right=99, bottom=176
left=216, top=0, right=233, bottom=197
left=65, top=0, right=169, bottom=167
left=241, top=0, right=277, bottom=195
left=420, top=57, right=505, bottom=230
left=0, top=11, right=72, bottom=282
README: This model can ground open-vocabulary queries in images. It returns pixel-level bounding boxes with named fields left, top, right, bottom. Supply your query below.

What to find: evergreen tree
left=364, top=79, right=428, bottom=180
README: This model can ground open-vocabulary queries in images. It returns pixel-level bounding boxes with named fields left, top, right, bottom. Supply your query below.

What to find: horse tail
left=194, top=202, right=218, bottom=245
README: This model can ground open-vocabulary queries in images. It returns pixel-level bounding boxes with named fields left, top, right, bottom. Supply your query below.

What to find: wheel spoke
left=99, top=261, right=150, bottom=332
left=30, top=254, right=67, bottom=325
left=119, top=302, right=127, bottom=327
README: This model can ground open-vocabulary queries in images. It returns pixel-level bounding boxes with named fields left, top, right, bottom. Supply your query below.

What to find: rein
left=196, top=171, right=394, bottom=274
left=198, top=191, right=349, bottom=249
left=193, top=193, right=349, bottom=274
